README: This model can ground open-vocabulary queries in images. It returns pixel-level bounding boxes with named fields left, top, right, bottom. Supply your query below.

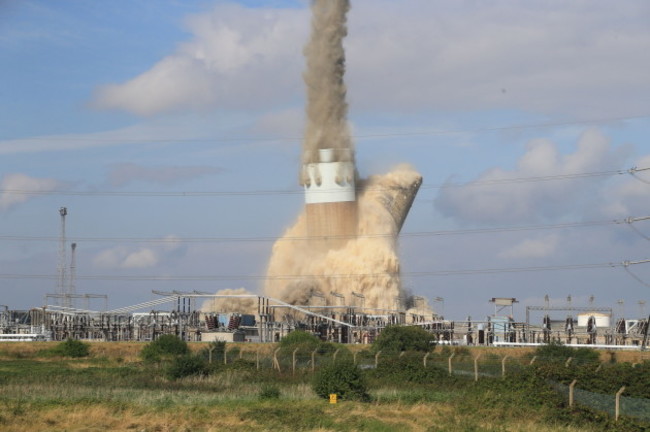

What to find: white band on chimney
left=304, top=160, right=355, bottom=204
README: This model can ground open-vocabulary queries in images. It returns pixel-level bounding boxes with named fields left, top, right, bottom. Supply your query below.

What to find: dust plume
left=201, top=287, right=257, bottom=315
left=265, top=165, right=423, bottom=311
left=301, top=0, right=353, bottom=182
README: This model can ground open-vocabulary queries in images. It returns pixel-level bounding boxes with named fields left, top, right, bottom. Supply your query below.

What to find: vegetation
left=166, top=353, right=209, bottom=379
left=534, top=341, right=600, bottom=364
left=371, top=351, right=451, bottom=384
left=48, top=338, right=90, bottom=358
left=279, top=330, right=321, bottom=348
left=312, top=360, right=369, bottom=401
left=140, top=334, right=190, bottom=362
left=0, top=341, right=648, bottom=431
left=258, top=384, right=281, bottom=400
left=371, top=325, right=436, bottom=353
left=279, top=329, right=339, bottom=356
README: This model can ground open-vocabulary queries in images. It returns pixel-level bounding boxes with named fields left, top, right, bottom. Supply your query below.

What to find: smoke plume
left=301, top=0, right=353, bottom=182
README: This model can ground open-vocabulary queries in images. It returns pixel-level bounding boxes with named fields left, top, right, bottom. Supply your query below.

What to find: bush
left=279, top=330, right=321, bottom=349
left=52, top=339, right=90, bottom=358
left=372, top=325, right=436, bottom=353
left=166, top=354, right=208, bottom=380
left=259, top=384, right=281, bottom=400
left=534, top=341, right=599, bottom=364
left=199, top=340, right=226, bottom=363
left=228, top=358, right=256, bottom=371
left=371, top=352, right=450, bottom=384
left=312, top=361, right=369, bottom=401
left=140, top=334, right=190, bottom=362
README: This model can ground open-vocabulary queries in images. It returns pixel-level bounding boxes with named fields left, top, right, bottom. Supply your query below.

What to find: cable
left=0, top=167, right=637, bottom=197
left=0, top=260, right=635, bottom=282
left=0, top=219, right=622, bottom=244
left=623, top=215, right=650, bottom=242
left=6, top=114, right=649, bottom=144
left=622, top=259, right=650, bottom=288
left=629, top=166, right=650, bottom=185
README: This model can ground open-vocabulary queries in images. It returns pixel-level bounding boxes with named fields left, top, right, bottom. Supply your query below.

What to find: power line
left=0, top=259, right=644, bottom=282
left=0, top=167, right=641, bottom=198
left=6, top=114, right=649, bottom=144
left=0, top=219, right=627, bottom=244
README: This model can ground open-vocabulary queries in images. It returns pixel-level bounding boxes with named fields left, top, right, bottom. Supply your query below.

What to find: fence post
left=565, top=357, right=573, bottom=367
left=502, top=355, right=509, bottom=378
left=333, top=348, right=340, bottom=363
left=474, top=354, right=481, bottom=382
left=448, top=353, right=455, bottom=376
left=208, top=346, right=215, bottom=364
left=529, top=356, right=537, bottom=365
left=423, top=352, right=430, bottom=367
left=256, top=348, right=260, bottom=371
left=375, top=350, right=381, bottom=368
left=569, top=379, right=577, bottom=407
left=224, top=347, right=228, bottom=365
left=292, top=348, right=299, bottom=376
left=239, top=349, right=243, bottom=359
left=615, top=386, right=626, bottom=421
left=273, top=347, right=281, bottom=372
left=312, top=349, right=318, bottom=373
left=353, top=351, right=358, bottom=365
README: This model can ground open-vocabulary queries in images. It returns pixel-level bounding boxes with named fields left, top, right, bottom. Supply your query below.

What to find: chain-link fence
left=550, top=380, right=650, bottom=422
left=216, top=345, right=650, bottom=423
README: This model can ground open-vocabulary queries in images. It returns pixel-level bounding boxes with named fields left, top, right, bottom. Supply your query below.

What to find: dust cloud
left=265, top=165, right=423, bottom=311
left=201, top=288, right=257, bottom=315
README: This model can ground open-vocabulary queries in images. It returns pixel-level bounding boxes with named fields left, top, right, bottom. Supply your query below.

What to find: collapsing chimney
left=303, top=148, right=358, bottom=249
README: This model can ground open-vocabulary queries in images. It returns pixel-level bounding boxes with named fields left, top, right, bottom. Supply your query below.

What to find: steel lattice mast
left=57, top=207, right=67, bottom=307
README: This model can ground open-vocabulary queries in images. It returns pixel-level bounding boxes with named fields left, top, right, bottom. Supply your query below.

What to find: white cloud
left=0, top=173, right=61, bottom=210
left=345, top=0, right=650, bottom=117
left=91, top=1, right=650, bottom=118
left=434, top=129, right=627, bottom=225
left=92, top=236, right=184, bottom=270
left=92, top=4, right=308, bottom=115
left=498, top=234, right=560, bottom=259
left=93, top=246, right=158, bottom=269
left=122, top=248, right=158, bottom=269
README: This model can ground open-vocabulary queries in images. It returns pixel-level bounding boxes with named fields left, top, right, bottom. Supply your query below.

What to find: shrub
left=199, top=340, right=226, bottom=363
left=166, top=354, right=208, bottom=380
left=279, top=330, right=321, bottom=349
left=371, top=352, right=450, bottom=384
left=140, top=334, right=189, bottom=362
left=312, top=360, right=369, bottom=401
left=259, top=384, right=281, bottom=400
left=52, top=339, right=90, bottom=358
left=372, top=325, right=436, bottom=353
left=534, top=341, right=599, bottom=364
left=228, top=358, right=256, bottom=371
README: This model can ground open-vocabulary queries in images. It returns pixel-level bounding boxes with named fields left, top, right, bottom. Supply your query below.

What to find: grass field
left=0, top=342, right=648, bottom=431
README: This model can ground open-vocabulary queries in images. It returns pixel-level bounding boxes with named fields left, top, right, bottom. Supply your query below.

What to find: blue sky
left=1, top=0, right=650, bottom=321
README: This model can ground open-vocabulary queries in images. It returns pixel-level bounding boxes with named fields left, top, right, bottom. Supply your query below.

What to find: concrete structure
left=303, top=148, right=357, bottom=248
